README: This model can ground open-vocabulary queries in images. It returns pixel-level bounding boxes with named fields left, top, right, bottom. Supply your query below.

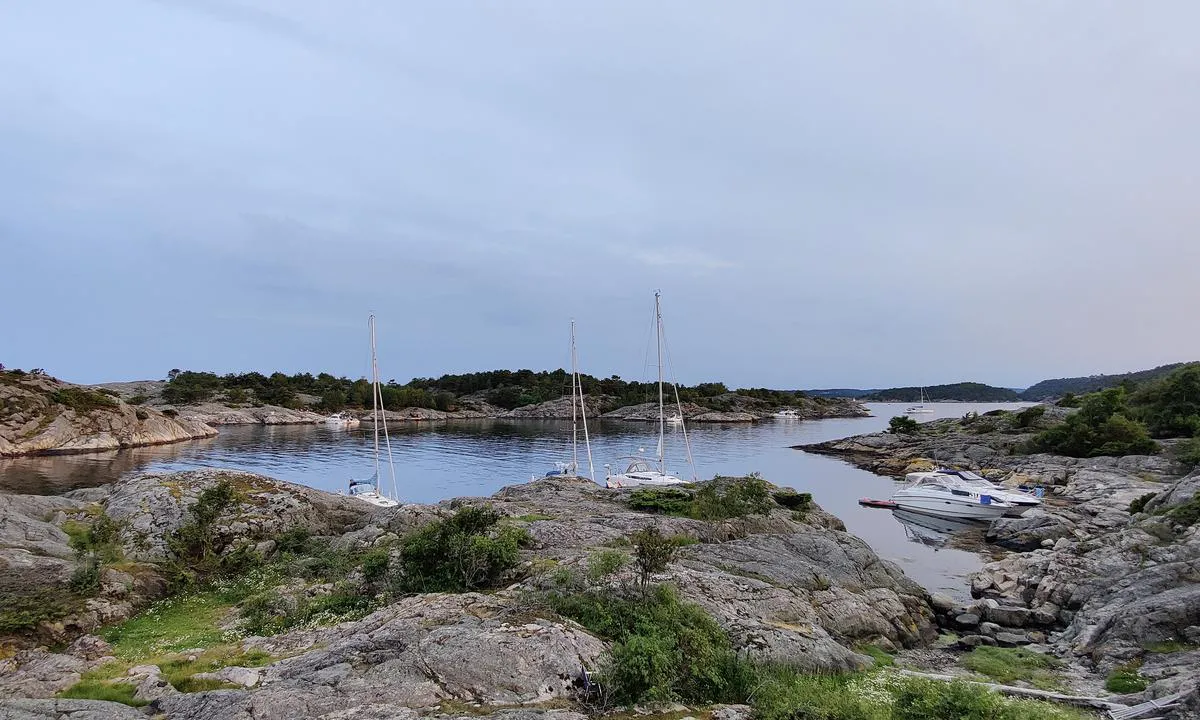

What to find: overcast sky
left=3, top=1, right=1197, bottom=389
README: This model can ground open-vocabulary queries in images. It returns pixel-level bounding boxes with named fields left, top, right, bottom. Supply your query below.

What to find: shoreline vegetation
left=0, top=471, right=1092, bottom=719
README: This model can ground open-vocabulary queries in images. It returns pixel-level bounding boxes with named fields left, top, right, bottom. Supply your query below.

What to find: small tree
left=631, top=526, right=676, bottom=594
left=889, top=415, right=919, bottom=434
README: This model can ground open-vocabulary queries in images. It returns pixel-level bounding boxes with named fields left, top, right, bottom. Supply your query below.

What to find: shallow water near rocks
left=0, top=402, right=1030, bottom=599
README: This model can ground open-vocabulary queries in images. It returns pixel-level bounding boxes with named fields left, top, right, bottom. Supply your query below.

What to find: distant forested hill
left=1019, top=362, right=1193, bottom=401
left=863, top=383, right=1020, bottom=402
left=804, top=388, right=876, bottom=399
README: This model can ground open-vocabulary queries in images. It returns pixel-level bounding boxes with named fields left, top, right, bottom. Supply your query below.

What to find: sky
left=2, top=1, right=1198, bottom=390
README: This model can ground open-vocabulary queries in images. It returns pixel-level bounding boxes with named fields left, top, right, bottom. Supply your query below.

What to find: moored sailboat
left=348, top=315, right=399, bottom=508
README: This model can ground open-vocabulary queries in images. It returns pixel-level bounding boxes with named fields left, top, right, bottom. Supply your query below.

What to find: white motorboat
left=605, top=456, right=685, bottom=488
left=666, top=413, right=684, bottom=426
left=903, top=469, right=1042, bottom=517
left=324, top=411, right=360, bottom=428
left=347, top=315, right=399, bottom=508
left=539, top=321, right=596, bottom=482
left=605, top=292, right=696, bottom=489
left=890, top=473, right=1013, bottom=520
left=773, top=409, right=801, bottom=419
left=904, top=387, right=935, bottom=415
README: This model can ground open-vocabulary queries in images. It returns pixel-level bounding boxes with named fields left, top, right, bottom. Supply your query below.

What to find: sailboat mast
left=573, top=320, right=596, bottom=483
left=369, top=315, right=380, bottom=482
left=570, top=321, right=579, bottom=473
left=655, top=291, right=665, bottom=474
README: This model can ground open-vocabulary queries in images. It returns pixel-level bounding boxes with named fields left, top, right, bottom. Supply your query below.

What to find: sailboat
left=605, top=292, right=696, bottom=489
left=348, top=315, right=400, bottom=508
left=904, top=387, right=935, bottom=415
left=541, top=320, right=596, bottom=482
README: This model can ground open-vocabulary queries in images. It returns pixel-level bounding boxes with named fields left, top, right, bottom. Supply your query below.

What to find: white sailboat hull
left=606, top=471, right=686, bottom=488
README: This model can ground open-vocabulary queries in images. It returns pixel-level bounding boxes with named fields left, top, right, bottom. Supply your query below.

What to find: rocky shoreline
left=799, top=410, right=1200, bottom=714
left=0, top=470, right=933, bottom=718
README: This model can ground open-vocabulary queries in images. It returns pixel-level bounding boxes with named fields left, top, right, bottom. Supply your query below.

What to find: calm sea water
left=0, top=402, right=1030, bottom=598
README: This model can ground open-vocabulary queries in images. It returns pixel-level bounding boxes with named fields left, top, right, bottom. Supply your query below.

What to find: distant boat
left=324, top=411, right=360, bottom=428
left=773, top=408, right=801, bottom=419
left=666, top=413, right=684, bottom=426
left=541, top=320, right=595, bottom=482
left=348, top=315, right=399, bottom=508
left=605, top=292, right=696, bottom=489
left=904, top=387, right=935, bottom=415
left=890, top=473, right=1012, bottom=520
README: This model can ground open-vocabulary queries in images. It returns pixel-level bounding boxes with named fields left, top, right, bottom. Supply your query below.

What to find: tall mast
left=369, top=315, right=380, bottom=482
left=573, top=320, right=596, bottom=482
left=655, top=291, right=665, bottom=474
left=570, top=320, right=579, bottom=473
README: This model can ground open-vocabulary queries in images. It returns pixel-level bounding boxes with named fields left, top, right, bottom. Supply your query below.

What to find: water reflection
left=0, top=401, right=1029, bottom=599
left=891, top=508, right=989, bottom=550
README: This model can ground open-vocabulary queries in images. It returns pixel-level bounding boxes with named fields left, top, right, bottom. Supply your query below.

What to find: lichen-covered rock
left=0, top=372, right=216, bottom=457
left=0, top=698, right=149, bottom=720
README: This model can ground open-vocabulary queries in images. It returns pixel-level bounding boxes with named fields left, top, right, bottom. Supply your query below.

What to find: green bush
left=1166, top=493, right=1200, bottom=528
left=51, top=387, right=118, bottom=412
left=394, top=505, right=529, bottom=593
left=631, top=526, right=677, bottom=592
left=69, top=554, right=103, bottom=595
left=1130, top=364, right=1200, bottom=438
left=275, top=526, right=312, bottom=553
left=627, top=476, right=775, bottom=521
left=1056, top=393, right=1080, bottom=408
left=889, top=416, right=919, bottom=434
left=1013, top=405, right=1046, bottom=429
left=168, top=480, right=238, bottom=568
left=586, top=549, right=628, bottom=582
left=628, top=487, right=694, bottom=515
left=773, top=489, right=813, bottom=511
left=1129, top=492, right=1158, bottom=515
left=1176, top=436, right=1200, bottom=471
left=1028, top=388, right=1157, bottom=458
left=546, top=584, right=745, bottom=704
left=0, top=591, right=75, bottom=633
left=360, top=548, right=390, bottom=582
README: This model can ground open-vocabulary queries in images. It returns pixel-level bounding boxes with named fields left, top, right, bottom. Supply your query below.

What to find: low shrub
left=1105, top=661, right=1148, bottom=693
left=1165, top=493, right=1200, bottom=528
left=1129, top=492, right=1157, bottom=515
left=1176, top=436, right=1200, bottom=471
left=1013, top=405, right=1046, bottom=429
left=69, top=554, right=103, bottom=595
left=772, top=489, right=812, bottom=511
left=393, top=505, right=530, bottom=593
left=628, top=476, right=776, bottom=521
left=627, top=487, right=693, bottom=515
left=50, top=387, right=119, bottom=413
left=1028, top=388, right=1157, bottom=458
left=889, top=416, right=919, bottom=434
left=586, top=549, right=628, bottom=582
left=630, top=526, right=677, bottom=592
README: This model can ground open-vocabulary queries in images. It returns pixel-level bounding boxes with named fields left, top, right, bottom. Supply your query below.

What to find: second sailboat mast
left=655, top=291, right=665, bottom=475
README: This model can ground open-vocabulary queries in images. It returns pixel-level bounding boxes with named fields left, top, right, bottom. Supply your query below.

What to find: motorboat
left=903, top=469, right=1042, bottom=517
left=904, top=387, right=935, bottom=415
left=773, top=409, right=801, bottom=419
left=348, top=479, right=398, bottom=508
left=890, top=473, right=1013, bottom=520
left=324, top=411, right=360, bottom=428
left=605, top=456, right=685, bottom=488
left=604, top=292, right=697, bottom=488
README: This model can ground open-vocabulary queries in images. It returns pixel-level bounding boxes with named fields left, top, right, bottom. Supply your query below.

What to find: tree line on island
left=887, top=362, right=1200, bottom=466
left=156, top=368, right=821, bottom=414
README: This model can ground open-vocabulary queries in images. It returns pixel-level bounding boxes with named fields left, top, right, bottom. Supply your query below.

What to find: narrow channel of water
left=0, top=402, right=1029, bottom=598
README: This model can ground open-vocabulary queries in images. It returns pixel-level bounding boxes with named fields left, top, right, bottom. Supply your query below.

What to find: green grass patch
left=963, top=646, right=1064, bottom=691
left=857, top=644, right=895, bottom=667
left=99, top=574, right=266, bottom=658
left=58, top=679, right=147, bottom=706
left=1106, top=661, right=1148, bottom=693
left=1143, top=640, right=1199, bottom=653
